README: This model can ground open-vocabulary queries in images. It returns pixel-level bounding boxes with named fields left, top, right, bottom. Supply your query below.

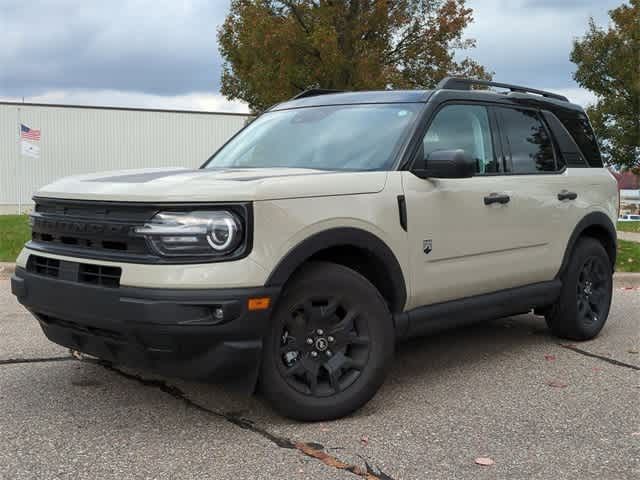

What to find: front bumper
left=11, top=267, right=280, bottom=392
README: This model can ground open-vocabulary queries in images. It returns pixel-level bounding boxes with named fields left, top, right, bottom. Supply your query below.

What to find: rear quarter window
left=554, top=110, right=603, bottom=168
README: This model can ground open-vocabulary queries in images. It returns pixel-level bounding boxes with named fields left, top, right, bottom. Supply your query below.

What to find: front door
left=402, top=103, right=557, bottom=309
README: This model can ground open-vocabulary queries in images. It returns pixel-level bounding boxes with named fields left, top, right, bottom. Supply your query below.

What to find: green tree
left=571, top=0, right=640, bottom=171
left=218, top=0, right=491, bottom=111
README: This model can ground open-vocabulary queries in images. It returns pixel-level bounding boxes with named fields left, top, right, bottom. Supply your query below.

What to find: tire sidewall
left=550, top=238, right=613, bottom=340
left=260, top=262, right=394, bottom=421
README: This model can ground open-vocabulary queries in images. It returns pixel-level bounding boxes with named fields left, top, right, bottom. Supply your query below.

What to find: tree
left=218, top=0, right=491, bottom=111
left=571, top=0, right=640, bottom=171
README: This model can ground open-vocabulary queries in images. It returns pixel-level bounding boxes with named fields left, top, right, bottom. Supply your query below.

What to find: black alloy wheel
left=546, top=237, right=613, bottom=341
left=260, top=262, right=394, bottom=421
left=276, top=296, right=370, bottom=397
left=576, top=255, right=610, bottom=327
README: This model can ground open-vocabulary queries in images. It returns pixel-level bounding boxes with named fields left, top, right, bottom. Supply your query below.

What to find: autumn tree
left=571, top=0, right=640, bottom=171
left=218, top=0, right=491, bottom=111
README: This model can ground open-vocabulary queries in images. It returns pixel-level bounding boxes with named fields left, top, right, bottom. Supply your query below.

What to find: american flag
left=20, top=124, right=40, bottom=141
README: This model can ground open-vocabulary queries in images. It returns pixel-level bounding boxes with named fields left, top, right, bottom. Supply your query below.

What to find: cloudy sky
left=0, top=0, right=623, bottom=113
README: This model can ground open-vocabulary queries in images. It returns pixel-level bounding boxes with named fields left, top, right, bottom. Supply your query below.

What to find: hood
left=35, top=167, right=388, bottom=202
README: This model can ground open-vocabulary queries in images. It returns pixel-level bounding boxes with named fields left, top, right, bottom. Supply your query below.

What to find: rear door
left=402, top=103, right=556, bottom=309
left=491, top=106, right=580, bottom=282
left=497, top=106, right=619, bottom=285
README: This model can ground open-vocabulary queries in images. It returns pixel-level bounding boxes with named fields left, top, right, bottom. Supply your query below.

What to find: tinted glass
left=500, top=108, right=556, bottom=173
left=555, top=110, right=603, bottom=167
left=541, top=110, right=588, bottom=168
left=423, top=104, right=497, bottom=174
left=204, top=104, right=420, bottom=171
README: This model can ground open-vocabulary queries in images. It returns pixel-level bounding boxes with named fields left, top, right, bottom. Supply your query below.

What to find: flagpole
left=16, top=107, right=22, bottom=214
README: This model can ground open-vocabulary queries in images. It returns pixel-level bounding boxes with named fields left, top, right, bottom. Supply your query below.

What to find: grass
left=617, top=221, right=640, bottom=233
left=616, top=240, right=640, bottom=273
left=0, top=214, right=639, bottom=272
left=0, top=215, right=30, bottom=262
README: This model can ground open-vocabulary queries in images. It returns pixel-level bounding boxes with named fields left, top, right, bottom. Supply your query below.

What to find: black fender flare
left=558, top=211, right=617, bottom=275
left=265, top=227, right=407, bottom=312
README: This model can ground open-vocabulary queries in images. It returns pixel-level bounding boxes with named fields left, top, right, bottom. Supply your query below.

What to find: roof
left=270, top=86, right=584, bottom=114
left=271, top=90, right=433, bottom=111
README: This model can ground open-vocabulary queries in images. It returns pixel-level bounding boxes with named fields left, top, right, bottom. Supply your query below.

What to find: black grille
left=27, top=255, right=60, bottom=278
left=29, top=198, right=157, bottom=260
left=27, top=255, right=122, bottom=288
left=79, top=264, right=122, bottom=288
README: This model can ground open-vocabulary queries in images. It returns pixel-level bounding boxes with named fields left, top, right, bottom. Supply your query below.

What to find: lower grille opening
left=27, top=255, right=122, bottom=288
left=38, top=314, right=124, bottom=342
left=27, top=255, right=60, bottom=278
left=79, top=264, right=122, bottom=288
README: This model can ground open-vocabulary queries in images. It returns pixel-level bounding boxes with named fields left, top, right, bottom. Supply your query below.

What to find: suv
left=11, top=78, right=618, bottom=421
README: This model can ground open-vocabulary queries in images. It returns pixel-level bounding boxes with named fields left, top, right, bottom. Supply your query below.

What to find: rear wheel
left=260, top=262, right=394, bottom=421
left=545, top=237, right=613, bottom=340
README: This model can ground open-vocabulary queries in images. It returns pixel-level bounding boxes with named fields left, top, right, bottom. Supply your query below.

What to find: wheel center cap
left=584, top=281, right=593, bottom=296
left=315, top=337, right=329, bottom=352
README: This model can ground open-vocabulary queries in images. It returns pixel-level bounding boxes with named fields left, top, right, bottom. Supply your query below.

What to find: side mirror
left=412, top=149, right=476, bottom=179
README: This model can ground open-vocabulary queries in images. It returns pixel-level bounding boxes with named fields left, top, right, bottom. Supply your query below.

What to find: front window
left=203, top=104, right=421, bottom=171
left=422, top=104, right=497, bottom=174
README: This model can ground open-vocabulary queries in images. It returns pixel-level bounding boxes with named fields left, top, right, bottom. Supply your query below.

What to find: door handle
left=558, top=190, right=578, bottom=201
left=484, top=193, right=511, bottom=205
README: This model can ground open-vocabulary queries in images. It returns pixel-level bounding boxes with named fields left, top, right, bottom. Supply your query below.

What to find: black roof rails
left=436, top=77, right=569, bottom=102
left=291, top=89, right=344, bottom=100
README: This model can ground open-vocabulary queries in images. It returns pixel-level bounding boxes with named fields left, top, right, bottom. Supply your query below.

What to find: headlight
left=134, top=210, right=244, bottom=257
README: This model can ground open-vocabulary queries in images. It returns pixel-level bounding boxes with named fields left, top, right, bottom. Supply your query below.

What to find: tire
left=260, top=262, right=394, bottom=421
left=545, top=237, right=613, bottom=341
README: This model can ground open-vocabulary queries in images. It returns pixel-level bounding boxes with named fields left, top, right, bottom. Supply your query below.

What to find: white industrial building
left=0, top=101, right=251, bottom=213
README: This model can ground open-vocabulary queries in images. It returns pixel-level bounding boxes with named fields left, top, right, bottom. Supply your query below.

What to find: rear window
left=554, top=111, right=603, bottom=167
left=499, top=108, right=557, bottom=173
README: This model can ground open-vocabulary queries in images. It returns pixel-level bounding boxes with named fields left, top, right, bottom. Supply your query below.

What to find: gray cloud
left=0, top=0, right=623, bottom=108
left=1, top=0, right=230, bottom=97
left=464, top=0, right=621, bottom=95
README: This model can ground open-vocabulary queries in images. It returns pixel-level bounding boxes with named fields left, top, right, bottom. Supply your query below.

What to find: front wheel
left=260, top=262, right=394, bottom=421
left=545, top=237, right=613, bottom=341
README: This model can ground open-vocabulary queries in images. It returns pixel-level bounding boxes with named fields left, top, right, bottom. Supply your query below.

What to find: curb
left=614, top=272, right=640, bottom=289
left=0, top=262, right=16, bottom=276
left=1, top=261, right=639, bottom=287
left=618, top=232, right=640, bottom=243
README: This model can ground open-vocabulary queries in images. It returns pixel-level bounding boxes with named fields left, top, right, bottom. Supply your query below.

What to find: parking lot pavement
left=1, top=275, right=638, bottom=480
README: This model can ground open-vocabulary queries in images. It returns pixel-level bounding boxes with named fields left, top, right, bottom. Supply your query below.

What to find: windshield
left=203, top=103, right=421, bottom=171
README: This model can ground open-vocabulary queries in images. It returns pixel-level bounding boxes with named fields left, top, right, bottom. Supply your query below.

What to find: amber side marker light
left=248, top=297, right=271, bottom=311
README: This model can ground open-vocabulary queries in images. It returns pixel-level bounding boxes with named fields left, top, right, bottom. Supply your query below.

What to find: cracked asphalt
left=1, top=275, right=638, bottom=480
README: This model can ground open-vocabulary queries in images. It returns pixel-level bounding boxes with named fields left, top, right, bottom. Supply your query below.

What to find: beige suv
left=11, top=78, right=618, bottom=421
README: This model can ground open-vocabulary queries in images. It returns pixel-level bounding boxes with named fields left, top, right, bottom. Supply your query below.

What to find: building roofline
left=0, top=100, right=251, bottom=117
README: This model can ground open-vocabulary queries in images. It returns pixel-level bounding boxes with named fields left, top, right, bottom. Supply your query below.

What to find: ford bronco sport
left=11, top=78, right=618, bottom=421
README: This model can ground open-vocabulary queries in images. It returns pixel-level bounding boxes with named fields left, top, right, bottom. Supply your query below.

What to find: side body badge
left=423, top=239, right=433, bottom=255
